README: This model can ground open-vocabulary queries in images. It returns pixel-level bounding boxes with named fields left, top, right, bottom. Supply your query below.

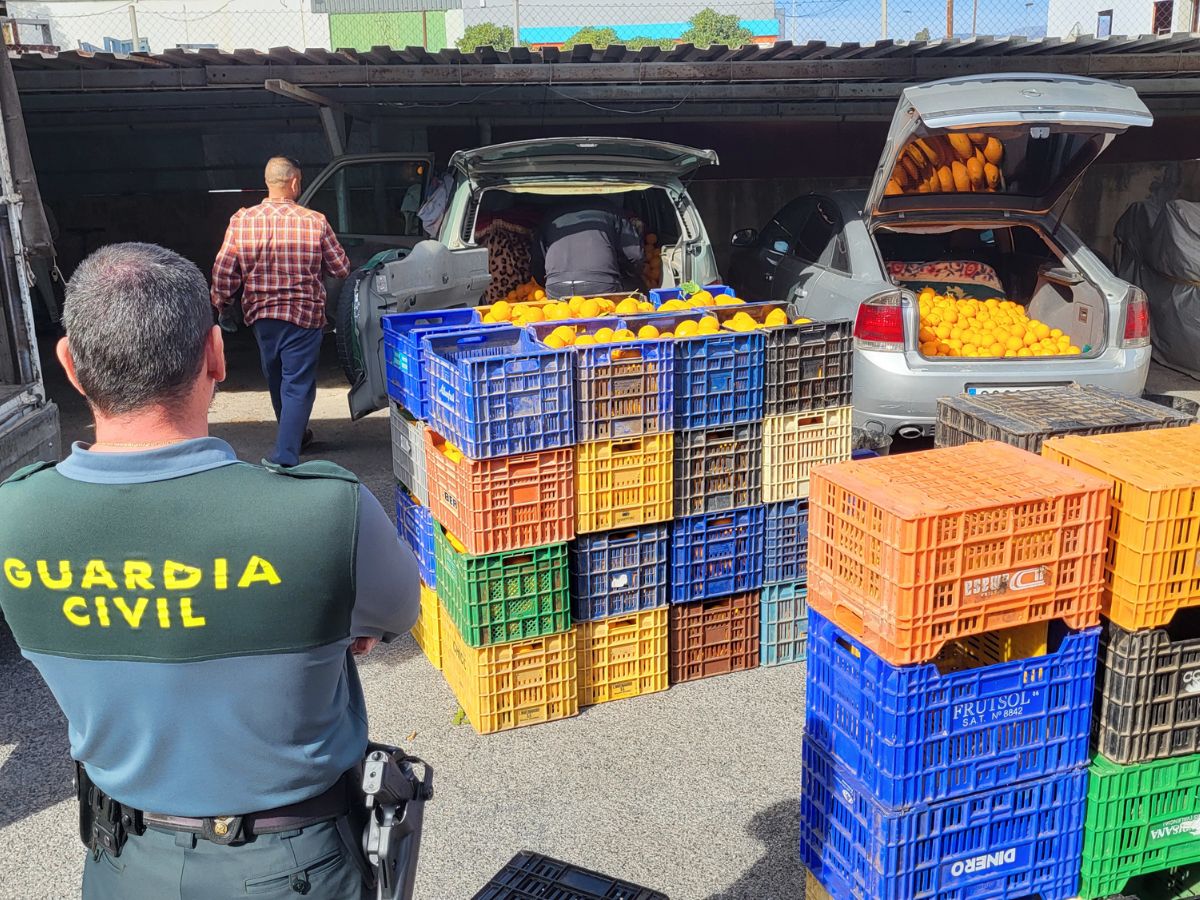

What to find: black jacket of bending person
left=530, top=199, right=645, bottom=296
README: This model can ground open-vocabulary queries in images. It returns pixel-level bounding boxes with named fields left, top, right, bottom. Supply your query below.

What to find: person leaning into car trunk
left=211, top=156, right=350, bottom=467
left=530, top=196, right=645, bottom=298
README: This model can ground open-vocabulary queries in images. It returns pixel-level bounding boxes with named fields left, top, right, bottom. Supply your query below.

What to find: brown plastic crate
left=1044, top=425, right=1200, bottom=631
left=425, top=428, right=574, bottom=556
left=807, top=440, right=1108, bottom=665
left=668, top=592, right=760, bottom=684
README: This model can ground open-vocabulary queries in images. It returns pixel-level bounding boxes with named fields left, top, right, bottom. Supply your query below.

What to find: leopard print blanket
left=479, top=219, right=534, bottom=303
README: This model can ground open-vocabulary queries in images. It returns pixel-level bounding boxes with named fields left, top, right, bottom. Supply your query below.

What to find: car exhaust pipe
left=897, top=425, right=925, bottom=440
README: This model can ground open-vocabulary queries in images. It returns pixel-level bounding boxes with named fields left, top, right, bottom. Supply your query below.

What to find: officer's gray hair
left=63, top=242, right=212, bottom=416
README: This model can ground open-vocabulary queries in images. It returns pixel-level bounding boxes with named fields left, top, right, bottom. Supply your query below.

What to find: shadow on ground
left=0, top=620, right=72, bottom=830
left=705, top=798, right=804, bottom=900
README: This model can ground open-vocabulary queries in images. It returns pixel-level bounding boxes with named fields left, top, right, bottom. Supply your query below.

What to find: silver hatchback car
left=729, top=73, right=1154, bottom=439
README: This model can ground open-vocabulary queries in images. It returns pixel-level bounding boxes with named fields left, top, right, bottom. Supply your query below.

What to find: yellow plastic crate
left=1044, top=425, right=1200, bottom=630
left=575, top=433, right=673, bottom=534
left=577, top=607, right=669, bottom=706
left=411, top=582, right=442, bottom=670
left=762, top=406, right=853, bottom=503
left=805, top=872, right=831, bottom=900
left=439, top=604, right=578, bottom=735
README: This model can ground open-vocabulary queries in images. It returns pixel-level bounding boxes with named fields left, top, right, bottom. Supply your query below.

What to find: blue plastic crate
left=423, top=327, right=575, bottom=460
left=670, top=506, right=765, bottom=604
left=570, top=524, right=670, bottom=621
left=801, top=741, right=1087, bottom=900
left=763, top=500, right=808, bottom=586
left=382, top=309, right=482, bottom=417
left=395, top=487, right=436, bottom=587
left=805, top=609, right=1100, bottom=810
left=760, top=581, right=807, bottom=667
left=649, top=284, right=735, bottom=306
left=673, top=330, right=764, bottom=430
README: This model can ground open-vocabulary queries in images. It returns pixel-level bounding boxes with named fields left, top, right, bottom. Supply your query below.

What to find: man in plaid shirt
left=211, top=156, right=350, bottom=466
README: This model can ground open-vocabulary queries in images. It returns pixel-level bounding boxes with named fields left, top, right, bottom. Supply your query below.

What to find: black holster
left=75, top=761, right=144, bottom=859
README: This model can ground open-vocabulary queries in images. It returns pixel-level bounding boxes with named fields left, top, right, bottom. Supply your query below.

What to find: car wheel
left=335, top=268, right=370, bottom=388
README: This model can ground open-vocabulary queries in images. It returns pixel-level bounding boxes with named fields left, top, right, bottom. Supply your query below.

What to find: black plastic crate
left=1095, top=611, right=1200, bottom=765
left=763, top=317, right=853, bottom=417
left=472, top=851, right=668, bottom=900
left=673, top=422, right=762, bottom=517
left=935, top=384, right=1194, bottom=453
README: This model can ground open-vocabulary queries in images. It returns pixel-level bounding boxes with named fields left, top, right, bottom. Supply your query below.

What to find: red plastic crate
left=807, top=441, right=1108, bottom=665
left=425, top=428, right=574, bottom=556
left=668, top=592, right=760, bottom=684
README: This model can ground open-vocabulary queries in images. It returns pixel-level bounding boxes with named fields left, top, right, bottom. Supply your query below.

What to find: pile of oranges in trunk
left=917, top=288, right=1082, bottom=358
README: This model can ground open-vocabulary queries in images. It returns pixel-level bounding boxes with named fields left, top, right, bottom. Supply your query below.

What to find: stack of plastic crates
left=751, top=305, right=851, bottom=669
left=801, top=440, right=1108, bottom=900
left=613, top=308, right=765, bottom=686
left=1042, top=425, right=1200, bottom=899
left=414, top=324, right=579, bottom=735
left=383, top=310, right=492, bottom=672
left=525, top=317, right=674, bottom=709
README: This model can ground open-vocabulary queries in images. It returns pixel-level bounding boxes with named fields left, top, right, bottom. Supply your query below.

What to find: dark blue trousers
left=252, top=319, right=324, bottom=467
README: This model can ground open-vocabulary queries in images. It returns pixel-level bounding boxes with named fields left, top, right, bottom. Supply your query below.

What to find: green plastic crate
left=433, top=524, right=570, bottom=648
left=1080, top=753, right=1200, bottom=899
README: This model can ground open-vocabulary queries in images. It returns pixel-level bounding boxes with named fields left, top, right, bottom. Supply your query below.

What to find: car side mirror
left=731, top=228, right=758, bottom=247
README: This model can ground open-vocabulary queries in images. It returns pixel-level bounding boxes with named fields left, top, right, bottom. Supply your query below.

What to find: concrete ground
left=0, top=330, right=809, bottom=900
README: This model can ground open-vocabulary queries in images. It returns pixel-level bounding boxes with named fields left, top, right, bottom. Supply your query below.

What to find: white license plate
left=965, top=383, right=1069, bottom=396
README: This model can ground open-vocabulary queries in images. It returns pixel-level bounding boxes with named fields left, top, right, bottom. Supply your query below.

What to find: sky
left=777, top=0, right=1050, bottom=43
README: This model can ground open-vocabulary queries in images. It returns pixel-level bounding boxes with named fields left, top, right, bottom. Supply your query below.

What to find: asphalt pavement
left=0, top=330, right=809, bottom=900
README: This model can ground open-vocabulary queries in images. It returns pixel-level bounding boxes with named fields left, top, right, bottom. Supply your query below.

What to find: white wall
left=10, top=0, right=332, bottom=53
left=1046, top=0, right=1195, bottom=37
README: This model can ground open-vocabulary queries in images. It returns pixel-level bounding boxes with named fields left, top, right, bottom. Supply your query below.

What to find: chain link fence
left=4, top=0, right=1197, bottom=56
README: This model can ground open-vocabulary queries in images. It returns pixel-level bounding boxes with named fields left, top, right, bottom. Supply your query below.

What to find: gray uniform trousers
left=81, top=819, right=368, bottom=899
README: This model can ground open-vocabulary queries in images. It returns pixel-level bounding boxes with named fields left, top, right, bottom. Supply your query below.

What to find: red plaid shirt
left=211, top=198, right=351, bottom=329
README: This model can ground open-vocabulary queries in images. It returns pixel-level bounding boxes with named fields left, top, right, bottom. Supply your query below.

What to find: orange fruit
left=637, top=325, right=660, bottom=339
left=573, top=335, right=596, bottom=347
left=579, top=298, right=601, bottom=318
left=594, top=327, right=615, bottom=343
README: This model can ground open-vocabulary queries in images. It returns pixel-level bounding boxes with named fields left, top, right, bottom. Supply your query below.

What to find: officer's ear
left=206, top=325, right=227, bottom=385
left=56, top=337, right=85, bottom=397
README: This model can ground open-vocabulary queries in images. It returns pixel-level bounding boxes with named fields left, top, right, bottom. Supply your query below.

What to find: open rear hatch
left=450, top=138, right=718, bottom=180
left=866, top=74, right=1153, bottom=220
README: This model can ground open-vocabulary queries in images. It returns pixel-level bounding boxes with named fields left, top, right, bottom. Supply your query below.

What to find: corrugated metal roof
left=10, top=32, right=1200, bottom=74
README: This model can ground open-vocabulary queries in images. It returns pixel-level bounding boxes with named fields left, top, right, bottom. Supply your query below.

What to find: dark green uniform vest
left=0, top=460, right=360, bottom=663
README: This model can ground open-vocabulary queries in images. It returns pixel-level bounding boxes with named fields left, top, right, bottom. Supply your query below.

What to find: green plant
left=625, top=35, right=677, bottom=49
left=560, top=26, right=619, bottom=49
left=456, top=22, right=514, bottom=52
left=681, top=8, right=754, bottom=47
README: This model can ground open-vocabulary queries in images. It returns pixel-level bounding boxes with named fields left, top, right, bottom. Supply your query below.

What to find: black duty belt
left=76, top=762, right=351, bottom=855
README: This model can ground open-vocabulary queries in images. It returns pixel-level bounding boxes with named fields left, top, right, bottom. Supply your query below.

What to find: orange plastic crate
left=577, top=607, right=669, bottom=706
left=575, top=433, right=674, bottom=534
left=425, top=428, right=574, bottom=556
left=807, top=441, right=1108, bottom=665
left=411, top=582, right=442, bottom=670
left=1043, top=425, right=1200, bottom=630
left=762, top=406, right=853, bottom=503
left=439, top=605, right=578, bottom=735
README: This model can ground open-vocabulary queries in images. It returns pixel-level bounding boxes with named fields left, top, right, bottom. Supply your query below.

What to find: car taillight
left=1122, top=287, right=1150, bottom=348
left=854, top=292, right=907, bottom=351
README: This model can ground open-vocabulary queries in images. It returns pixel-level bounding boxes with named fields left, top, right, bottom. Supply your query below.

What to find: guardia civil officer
left=0, top=243, right=419, bottom=899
